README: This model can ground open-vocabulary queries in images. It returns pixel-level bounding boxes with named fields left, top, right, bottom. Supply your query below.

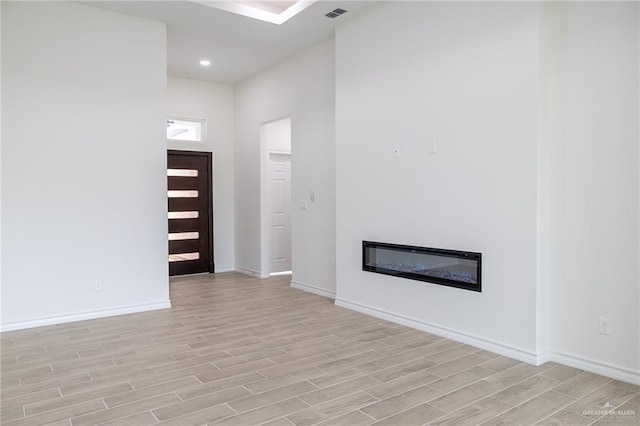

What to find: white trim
left=215, top=265, right=235, bottom=273
left=550, top=350, right=640, bottom=386
left=291, top=281, right=336, bottom=299
left=334, top=297, right=545, bottom=365
left=235, top=266, right=269, bottom=279
left=0, top=301, right=172, bottom=333
left=537, top=351, right=551, bottom=365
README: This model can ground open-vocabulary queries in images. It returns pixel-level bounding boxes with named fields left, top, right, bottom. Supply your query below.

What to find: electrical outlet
left=599, top=317, right=611, bottom=335
left=95, top=280, right=102, bottom=291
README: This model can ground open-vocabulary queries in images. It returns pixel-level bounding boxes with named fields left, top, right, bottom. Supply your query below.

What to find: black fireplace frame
left=362, top=241, right=482, bottom=292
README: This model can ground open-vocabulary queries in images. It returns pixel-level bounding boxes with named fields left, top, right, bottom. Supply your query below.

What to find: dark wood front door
left=167, top=150, right=214, bottom=276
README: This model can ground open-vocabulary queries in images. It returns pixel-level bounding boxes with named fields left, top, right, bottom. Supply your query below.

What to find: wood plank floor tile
left=132, top=363, right=218, bottom=389
left=369, top=358, right=436, bottom=383
left=151, top=352, right=229, bottom=374
left=298, top=375, right=379, bottom=406
left=427, top=353, right=489, bottom=378
left=228, top=381, right=317, bottom=413
left=534, top=409, right=593, bottom=425
left=485, top=364, right=547, bottom=388
left=286, top=392, right=377, bottom=426
left=260, top=416, right=296, bottom=426
left=430, top=397, right=512, bottom=426
left=245, top=368, right=323, bottom=394
left=371, top=345, right=438, bottom=369
left=628, top=394, right=640, bottom=405
left=152, top=387, right=250, bottom=422
left=500, top=390, right=576, bottom=425
left=157, top=403, right=235, bottom=426
left=178, top=371, right=265, bottom=400
left=1, top=388, right=61, bottom=410
left=70, top=393, right=181, bottom=426
left=479, top=356, right=522, bottom=373
left=99, top=411, right=159, bottom=426
left=423, top=344, right=475, bottom=364
left=0, top=406, right=25, bottom=423
left=59, top=376, right=132, bottom=397
left=24, top=382, right=133, bottom=416
left=3, top=373, right=92, bottom=400
left=214, top=348, right=285, bottom=369
left=1, top=273, right=632, bottom=426
left=373, top=402, right=446, bottom=426
left=492, top=375, right=562, bottom=406
left=360, top=385, right=441, bottom=420
left=103, top=377, right=200, bottom=407
left=552, top=372, right=613, bottom=399
left=6, top=399, right=107, bottom=426
left=365, top=369, right=439, bottom=400
left=479, top=416, right=518, bottom=426
left=257, top=355, right=329, bottom=378
left=308, top=367, right=377, bottom=389
left=540, top=364, right=583, bottom=382
left=313, top=410, right=375, bottom=426
left=428, top=366, right=495, bottom=394
left=564, top=383, right=637, bottom=415
left=278, top=344, right=355, bottom=365
left=429, top=380, right=501, bottom=413
left=196, top=358, right=275, bottom=383
left=215, top=397, right=309, bottom=425
left=474, top=349, right=502, bottom=360
left=315, top=351, right=384, bottom=374
left=610, top=380, right=640, bottom=393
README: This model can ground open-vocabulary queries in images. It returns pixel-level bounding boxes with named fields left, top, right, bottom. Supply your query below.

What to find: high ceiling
left=85, top=1, right=380, bottom=84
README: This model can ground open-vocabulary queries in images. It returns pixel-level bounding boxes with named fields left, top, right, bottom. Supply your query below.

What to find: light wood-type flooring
left=1, top=273, right=638, bottom=425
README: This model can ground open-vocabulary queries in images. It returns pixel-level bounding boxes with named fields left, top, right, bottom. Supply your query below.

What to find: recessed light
left=200, top=60, right=211, bottom=66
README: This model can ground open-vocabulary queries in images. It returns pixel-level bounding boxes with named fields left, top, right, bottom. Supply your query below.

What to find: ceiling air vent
left=325, top=8, right=348, bottom=18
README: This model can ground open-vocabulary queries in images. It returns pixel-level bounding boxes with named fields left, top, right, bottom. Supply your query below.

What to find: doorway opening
left=260, top=117, right=292, bottom=277
left=167, top=150, right=214, bottom=276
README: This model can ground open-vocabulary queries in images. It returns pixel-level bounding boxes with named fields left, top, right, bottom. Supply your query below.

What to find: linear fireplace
left=362, top=241, right=482, bottom=292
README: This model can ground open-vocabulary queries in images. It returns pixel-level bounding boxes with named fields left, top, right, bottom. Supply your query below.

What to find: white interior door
left=270, top=153, right=292, bottom=273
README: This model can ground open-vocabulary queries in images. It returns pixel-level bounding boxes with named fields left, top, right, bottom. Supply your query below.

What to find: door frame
left=167, top=149, right=215, bottom=273
left=259, top=117, right=292, bottom=277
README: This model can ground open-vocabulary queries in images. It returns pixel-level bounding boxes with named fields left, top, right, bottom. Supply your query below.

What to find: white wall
left=167, top=77, right=235, bottom=272
left=264, top=117, right=291, bottom=154
left=234, top=39, right=336, bottom=296
left=335, top=2, right=543, bottom=361
left=546, top=2, right=640, bottom=382
left=1, top=2, right=169, bottom=330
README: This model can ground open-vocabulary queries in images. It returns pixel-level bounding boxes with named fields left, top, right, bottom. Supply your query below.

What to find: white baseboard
left=0, top=301, right=172, bottom=333
left=291, top=280, right=336, bottom=299
left=235, top=267, right=269, bottom=279
left=335, top=297, right=544, bottom=365
left=550, top=350, right=640, bottom=386
left=215, top=266, right=235, bottom=273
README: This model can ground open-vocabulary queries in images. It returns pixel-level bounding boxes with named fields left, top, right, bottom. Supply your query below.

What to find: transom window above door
left=167, top=117, right=205, bottom=142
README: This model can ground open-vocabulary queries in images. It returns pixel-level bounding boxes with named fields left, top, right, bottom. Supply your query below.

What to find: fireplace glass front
left=362, top=241, right=482, bottom=292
